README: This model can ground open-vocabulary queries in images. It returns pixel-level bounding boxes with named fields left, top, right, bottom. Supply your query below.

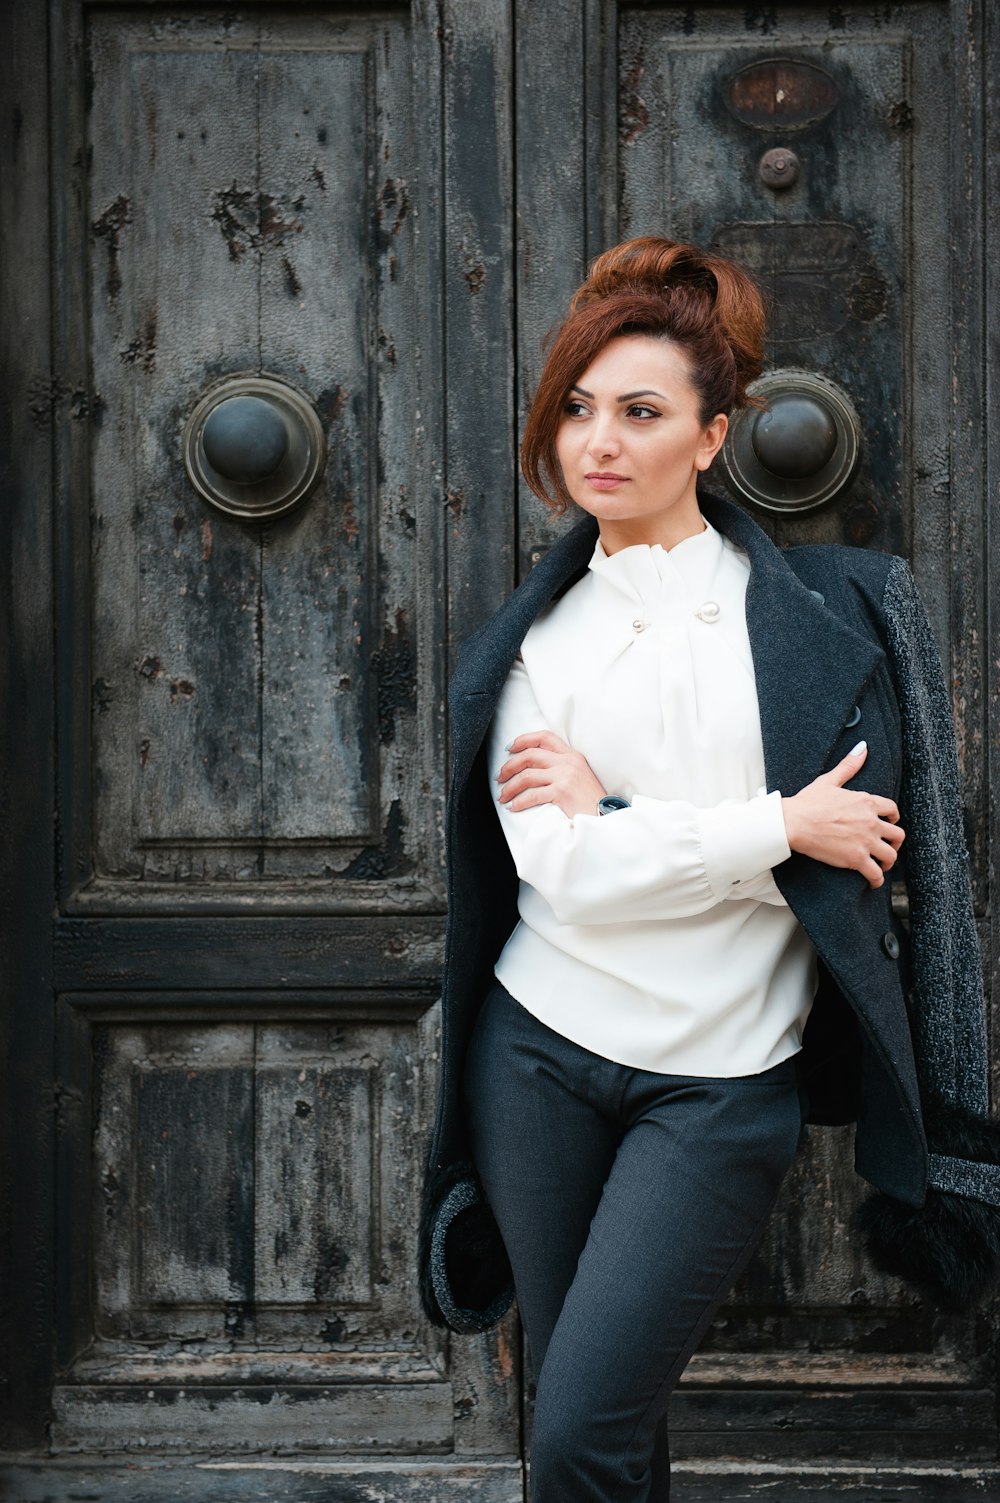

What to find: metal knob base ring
left=722, top=370, right=862, bottom=515
left=184, top=374, right=326, bottom=521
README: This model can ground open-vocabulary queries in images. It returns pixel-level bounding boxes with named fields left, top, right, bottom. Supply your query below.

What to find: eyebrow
left=570, top=385, right=667, bottom=401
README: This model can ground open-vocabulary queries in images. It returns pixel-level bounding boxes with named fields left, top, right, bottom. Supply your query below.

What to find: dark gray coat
left=419, top=488, right=1000, bottom=1332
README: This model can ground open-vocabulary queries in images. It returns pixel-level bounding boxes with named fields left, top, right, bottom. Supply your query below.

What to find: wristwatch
left=597, top=795, right=631, bottom=815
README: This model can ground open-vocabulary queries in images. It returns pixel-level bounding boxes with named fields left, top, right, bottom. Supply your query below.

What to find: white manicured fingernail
left=850, top=740, right=867, bottom=756
left=504, top=742, right=513, bottom=751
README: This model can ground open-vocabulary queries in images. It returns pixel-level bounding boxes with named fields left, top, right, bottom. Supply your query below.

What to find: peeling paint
left=119, top=312, right=158, bottom=373
left=340, top=494, right=360, bottom=545
left=211, top=183, right=305, bottom=262
left=315, top=384, right=346, bottom=427
left=888, top=98, right=914, bottom=131
left=372, top=610, right=416, bottom=746
left=91, top=193, right=131, bottom=300
left=377, top=175, right=409, bottom=250
left=378, top=327, right=397, bottom=364
left=281, top=256, right=302, bottom=298
left=341, top=798, right=407, bottom=879
left=620, top=54, right=649, bottom=145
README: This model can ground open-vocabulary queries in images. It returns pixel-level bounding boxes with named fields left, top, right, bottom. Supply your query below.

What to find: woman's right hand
left=781, top=741, right=905, bottom=889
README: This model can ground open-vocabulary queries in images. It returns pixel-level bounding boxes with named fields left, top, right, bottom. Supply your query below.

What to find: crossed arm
left=490, top=658, right=904, bottom=925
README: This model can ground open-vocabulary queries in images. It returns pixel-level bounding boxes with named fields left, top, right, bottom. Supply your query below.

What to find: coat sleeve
left=881, top=555, right=988, bottom=1117
left=853, top=558, right=1000, bottom=1315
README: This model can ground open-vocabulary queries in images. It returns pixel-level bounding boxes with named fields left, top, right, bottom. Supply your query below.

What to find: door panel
left=85, top=9, right=439, bottom=904
left=613, top=0, right=993, bottom=1464
left=37, top=1, right=520, bottom=1482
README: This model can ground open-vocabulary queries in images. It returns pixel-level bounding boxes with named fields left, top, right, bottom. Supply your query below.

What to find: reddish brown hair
left=521, top=236, right=766, bottom=513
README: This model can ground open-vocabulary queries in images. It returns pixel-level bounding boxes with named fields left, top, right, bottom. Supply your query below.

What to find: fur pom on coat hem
left=854, top=1095, right=1000, bottom=1314
left=419, top=1160, right=514, bottom=1333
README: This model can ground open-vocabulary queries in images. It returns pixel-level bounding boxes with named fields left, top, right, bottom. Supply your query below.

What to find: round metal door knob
left=202, top=395, right=289, bottom=484
left=751, top=394, right=838, bottom=479
left=758, top=147, right=801, bottom=190
left=184, top=374, right=326, bottom=520
left=721, top=370, right=862, bottom=514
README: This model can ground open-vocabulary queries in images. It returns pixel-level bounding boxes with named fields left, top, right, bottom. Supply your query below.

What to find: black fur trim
left=419, top=1158, right=514, bottom=1332
left=854, top=1094, right=1000, bottom=1313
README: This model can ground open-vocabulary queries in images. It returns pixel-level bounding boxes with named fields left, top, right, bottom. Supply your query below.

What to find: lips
left=585, top=471, right=629, bottom=490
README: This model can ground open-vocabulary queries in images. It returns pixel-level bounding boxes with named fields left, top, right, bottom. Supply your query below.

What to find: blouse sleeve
left=488, top=655, right=791, bottom=926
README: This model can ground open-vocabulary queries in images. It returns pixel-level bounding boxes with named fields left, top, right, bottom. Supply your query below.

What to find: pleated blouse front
left=488, top=516, right=817, bottom=1078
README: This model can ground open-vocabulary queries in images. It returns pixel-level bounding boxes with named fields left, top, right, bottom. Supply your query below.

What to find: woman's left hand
left=496, top=731, right=607, bottom=819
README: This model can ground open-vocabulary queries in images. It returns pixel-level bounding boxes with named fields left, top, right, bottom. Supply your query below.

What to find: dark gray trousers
left=462, top=978, right=806, bottom=1503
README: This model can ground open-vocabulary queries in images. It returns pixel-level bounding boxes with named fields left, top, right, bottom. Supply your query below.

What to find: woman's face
left=554, top=334, right=728, bottom=552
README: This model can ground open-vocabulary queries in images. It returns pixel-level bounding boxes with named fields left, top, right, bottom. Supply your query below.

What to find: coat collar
left=453, top=487, right=884, bottom=796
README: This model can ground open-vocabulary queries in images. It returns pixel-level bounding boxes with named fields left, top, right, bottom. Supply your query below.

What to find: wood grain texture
left=441, top=0, right=516, bottom=670
left=0, top=1461, right=525, bottom=1503
left=83, top=10, right=441, bottom=905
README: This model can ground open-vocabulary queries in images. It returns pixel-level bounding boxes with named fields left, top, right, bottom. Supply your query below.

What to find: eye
left=563, top=399, right=590, bottom=418
left=625, top=403, right=659, bottom=420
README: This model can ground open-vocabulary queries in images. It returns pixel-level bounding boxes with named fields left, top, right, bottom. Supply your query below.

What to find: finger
left=872, top=840, right=899, bottom=872
left=877, top=819, right=905, bottom=848
left=506, top=730, right=567, bottom=755
left=497, top=749, right=559, bottom=783
left=870, top=796, right=901, bottom=824
left=826, top=740, right=869, bottom=787
left=505, top=784, right=559, bottom=812
left=498, top=768, right=557, bottom=802
left=858, top=855, right=886, bottom=889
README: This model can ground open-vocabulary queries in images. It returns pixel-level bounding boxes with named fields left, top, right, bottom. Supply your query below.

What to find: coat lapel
left=697, top=491, right=885, bottom=796
left=452, top=489, right=885, bottom=798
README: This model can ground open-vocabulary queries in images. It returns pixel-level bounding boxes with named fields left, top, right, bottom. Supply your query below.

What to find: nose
left=586, top=412, right=620, bottom=460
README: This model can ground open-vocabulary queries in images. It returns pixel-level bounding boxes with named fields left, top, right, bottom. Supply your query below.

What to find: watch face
left=598, top=795, right=631, bottom=815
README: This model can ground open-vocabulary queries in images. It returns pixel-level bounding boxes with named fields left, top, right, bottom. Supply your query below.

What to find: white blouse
left=488, top=516, right=817, bottom=1077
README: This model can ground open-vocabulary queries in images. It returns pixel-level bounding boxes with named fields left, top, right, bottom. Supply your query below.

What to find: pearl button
left=632, top=619, right=647, bottom=633
left=694, top=600, right=721, bottom=623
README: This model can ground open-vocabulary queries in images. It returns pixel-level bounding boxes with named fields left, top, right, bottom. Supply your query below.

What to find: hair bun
left=571, top=237, right=717, bottom=309
left=569, top=235, right=765, bottom=401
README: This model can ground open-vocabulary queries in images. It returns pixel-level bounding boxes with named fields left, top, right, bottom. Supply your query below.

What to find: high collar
left=586, top=518, right=724, bottom=608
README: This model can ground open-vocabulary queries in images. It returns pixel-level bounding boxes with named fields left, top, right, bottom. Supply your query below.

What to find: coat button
left=882, top=931, right=900, bottom=960
left=810, top=589, right=825, bottom=605
left=845, top=705, right=862, bottom=728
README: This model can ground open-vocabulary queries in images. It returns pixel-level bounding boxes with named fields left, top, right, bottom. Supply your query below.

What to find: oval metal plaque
left=722, top=370, right=862, bottom=515
left=184, top=374, right=326, bottom=521
left=727, top=58, right=838, bottom=132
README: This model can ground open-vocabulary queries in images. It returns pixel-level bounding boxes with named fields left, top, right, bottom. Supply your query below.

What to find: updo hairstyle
left=520, top=236, right=767, bottom=514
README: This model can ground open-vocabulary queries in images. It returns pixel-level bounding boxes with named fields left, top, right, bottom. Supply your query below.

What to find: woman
left=419, top=237, right=1000, bottom=1501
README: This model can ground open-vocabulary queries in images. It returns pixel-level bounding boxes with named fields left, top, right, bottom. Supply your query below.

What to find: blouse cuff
left=693, top=789, right=791, bottom=899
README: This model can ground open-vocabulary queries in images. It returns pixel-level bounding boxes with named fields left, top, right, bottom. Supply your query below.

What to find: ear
left=695, top=412, right=729, bottom=472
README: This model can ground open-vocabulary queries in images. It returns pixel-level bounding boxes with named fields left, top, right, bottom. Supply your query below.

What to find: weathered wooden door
left=2, top=1, right=998, bottom=1498
left=1, top=2, right=521, bottom=1497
